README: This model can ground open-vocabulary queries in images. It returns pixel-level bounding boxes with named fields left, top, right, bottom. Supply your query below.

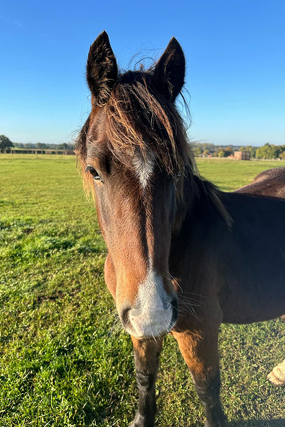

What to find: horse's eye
left=85, top=165, right=103, bottom=182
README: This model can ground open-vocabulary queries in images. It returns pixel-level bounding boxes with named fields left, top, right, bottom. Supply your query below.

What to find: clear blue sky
left=1, top=0, right=284, bottom=146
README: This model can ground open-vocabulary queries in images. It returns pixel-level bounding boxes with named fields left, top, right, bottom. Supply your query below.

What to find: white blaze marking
left=133, top=152, right=155, bottom=189
left=128, top=152, right=173, bottom=337
left=129, top=269, right=173, bottom=338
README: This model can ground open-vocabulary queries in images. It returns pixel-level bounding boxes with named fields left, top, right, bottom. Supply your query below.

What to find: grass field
left=1, top=155, right=285, bottom=427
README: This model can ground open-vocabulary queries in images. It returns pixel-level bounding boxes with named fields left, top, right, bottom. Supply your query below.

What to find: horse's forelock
left=75, top=115, right=97, bottom=199
left=105, top=71, right=193, bottom=178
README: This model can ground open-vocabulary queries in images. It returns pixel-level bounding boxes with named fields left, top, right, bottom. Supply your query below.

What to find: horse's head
left=78, top=32, right=192, bottom=340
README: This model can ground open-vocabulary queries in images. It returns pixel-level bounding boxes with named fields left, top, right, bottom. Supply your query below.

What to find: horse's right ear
left=87, top=31, right=118, bottom=106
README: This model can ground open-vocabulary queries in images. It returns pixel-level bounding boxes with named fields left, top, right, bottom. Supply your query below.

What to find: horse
left=235, top=167, right=285, bottom=198
left=76, top=31, right=285, bottom=427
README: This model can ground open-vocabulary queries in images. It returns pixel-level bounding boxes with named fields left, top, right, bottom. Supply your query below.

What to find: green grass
left=1, top=154, right=285, bottom=427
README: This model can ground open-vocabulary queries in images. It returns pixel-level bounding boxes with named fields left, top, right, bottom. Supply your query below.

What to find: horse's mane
left=76, top=69, right=232, bottom=228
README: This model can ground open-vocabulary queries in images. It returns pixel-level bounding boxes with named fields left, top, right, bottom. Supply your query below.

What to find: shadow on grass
left=229, top=420, right=285, bottom=426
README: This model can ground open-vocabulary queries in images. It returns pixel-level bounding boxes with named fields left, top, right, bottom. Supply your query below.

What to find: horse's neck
left=172, top=173, right=231, bottom=237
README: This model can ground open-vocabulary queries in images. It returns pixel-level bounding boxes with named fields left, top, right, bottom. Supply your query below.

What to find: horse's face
left=80, top=32, right=186, bottom=340
left=86, top=109, right=178, bottom=339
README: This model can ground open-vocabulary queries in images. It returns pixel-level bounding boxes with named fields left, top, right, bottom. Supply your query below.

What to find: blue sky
left=1, top=0, right=284, bottom=146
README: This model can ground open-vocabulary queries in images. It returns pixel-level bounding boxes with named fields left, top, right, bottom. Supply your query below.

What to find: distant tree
left=193, top=147, right=202, bottom=157
left=224, top=146, right=233, bottom=157
left=203, top=149, right=210, bottom=157
left=0, top=135, right=13, bottom=150
left=218, top=150, right=226, bottom=158
left=58, top=143, right=69, bottom=150
left=280, top=151, right=285, bottom=159
left=36, top=143, right=47, bottom=149
left=256, top=143, right=279, bottom=159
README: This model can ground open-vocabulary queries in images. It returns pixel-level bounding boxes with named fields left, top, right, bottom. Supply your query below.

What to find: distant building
left=234, top=151, right=251, bottom=160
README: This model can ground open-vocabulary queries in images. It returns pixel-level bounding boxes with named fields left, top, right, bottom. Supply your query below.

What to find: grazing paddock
left=1, top=154, right=285, bottom=426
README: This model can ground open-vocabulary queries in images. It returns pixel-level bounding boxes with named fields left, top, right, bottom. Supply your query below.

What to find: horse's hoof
left=268, top=360, right=285, bottom=386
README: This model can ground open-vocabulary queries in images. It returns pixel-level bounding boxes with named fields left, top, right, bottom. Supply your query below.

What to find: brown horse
left=77, top=31, right=285, bottom=427
left=236, top=167, right=285, bottom=198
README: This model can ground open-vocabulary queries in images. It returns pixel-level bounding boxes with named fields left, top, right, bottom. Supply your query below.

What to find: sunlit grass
left=1, top=154, right=285, bottom=426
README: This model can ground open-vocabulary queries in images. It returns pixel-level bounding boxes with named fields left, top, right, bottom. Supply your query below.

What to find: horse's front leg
left=172, top=327, right=227, bottom=427
left=129, top=336, right=163, bottom=427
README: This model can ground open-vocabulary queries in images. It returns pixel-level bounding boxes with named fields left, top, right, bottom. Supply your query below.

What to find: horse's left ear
left=87, top=31, right=118, bottom=106
left=153, top=37, right=185, bottom=102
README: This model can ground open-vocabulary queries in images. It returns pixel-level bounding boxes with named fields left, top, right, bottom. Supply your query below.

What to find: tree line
left=0, top=135, right=74, bottom=151
left=191, top=142, right=285, bottom=159
left=1, top=135, right=285, bottom=159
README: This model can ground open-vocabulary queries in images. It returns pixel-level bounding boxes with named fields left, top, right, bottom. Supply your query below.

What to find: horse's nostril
left=170, top=297, right=178, bottom=323
left=121, top=307, right=131, bottom=327
left=171, top=297, right=178, bottom=311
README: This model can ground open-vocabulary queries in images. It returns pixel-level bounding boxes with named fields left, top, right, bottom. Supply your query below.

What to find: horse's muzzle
left=120, top=294, right=178, bottom=340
